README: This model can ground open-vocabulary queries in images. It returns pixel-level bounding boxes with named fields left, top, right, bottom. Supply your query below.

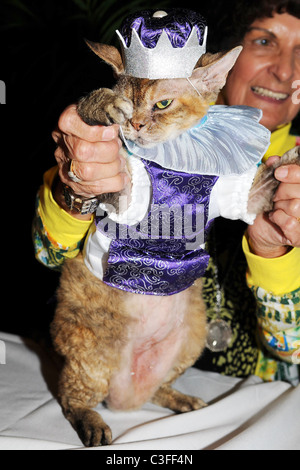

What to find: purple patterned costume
left=88, top=10, right=270, bottom=296
left=96, top=160, right=218, bottom=295
left=85, top=10, right=270, bottom=296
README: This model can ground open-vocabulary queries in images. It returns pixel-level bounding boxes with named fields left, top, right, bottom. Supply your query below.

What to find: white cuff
left=99, top=155, right=151, bottom=226
left=209, top=166, right=258, bottom=225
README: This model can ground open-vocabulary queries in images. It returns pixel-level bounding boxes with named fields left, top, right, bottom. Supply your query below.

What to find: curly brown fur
left=51, top=254, right=207, bottom=447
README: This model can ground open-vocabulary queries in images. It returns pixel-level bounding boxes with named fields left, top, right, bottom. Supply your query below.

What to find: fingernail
left=119, top=156, right=126, bottom=170
left=123, top=173, right=131, bottom=185
left=117, top=137, right=123, bottom=149
left=275, top=167, right=288, bottom=179
left=102, top=126, right=116, bottom=140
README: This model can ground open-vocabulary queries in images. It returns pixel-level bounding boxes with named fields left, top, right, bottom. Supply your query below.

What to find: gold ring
left=297, top=217, right=300, bottom=223
left=68, top=160, right=82, bottom=183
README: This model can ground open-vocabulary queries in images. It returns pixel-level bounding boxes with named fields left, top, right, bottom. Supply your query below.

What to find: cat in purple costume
left=50, top=9, right=294, bottom=447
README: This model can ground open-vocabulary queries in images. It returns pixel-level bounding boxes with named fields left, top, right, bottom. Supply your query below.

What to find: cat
left=50, top=40, right=300, bottom=447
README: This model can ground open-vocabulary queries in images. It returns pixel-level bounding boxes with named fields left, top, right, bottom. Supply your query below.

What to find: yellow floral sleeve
left=33, top=167, right=94, bottom=269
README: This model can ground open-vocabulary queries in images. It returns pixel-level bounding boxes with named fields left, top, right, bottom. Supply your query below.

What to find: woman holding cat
left=33, top=0, right=299, bottom=383
left=197, top=0, right=300, bottom=382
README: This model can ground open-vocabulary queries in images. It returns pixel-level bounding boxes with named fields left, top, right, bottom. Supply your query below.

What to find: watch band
left=63, top=184, right=99, bottom=215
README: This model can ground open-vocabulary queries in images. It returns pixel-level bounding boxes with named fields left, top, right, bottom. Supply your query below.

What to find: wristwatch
left=62, top=184, right=99, bottom=215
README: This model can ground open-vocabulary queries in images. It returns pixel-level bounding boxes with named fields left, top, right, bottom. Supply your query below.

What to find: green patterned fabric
left=197, top=219, right=259, bottom=377
left=197, top=218, right=299, bottom=385
left=32, top=194, right=82, bottom=270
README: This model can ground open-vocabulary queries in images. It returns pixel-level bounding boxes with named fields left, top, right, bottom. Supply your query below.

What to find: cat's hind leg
left=51, top=255, right=127, bottom=446
left=57, top=346, right=113, bottom=447
left=51, top=309, right=115, bottom=446
left=151, top=279, right=207, bottom=412
left=151, top=385, right=207, bottom=412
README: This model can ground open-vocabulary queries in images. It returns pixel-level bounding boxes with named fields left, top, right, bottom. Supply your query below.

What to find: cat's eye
left=154, top=99, right=173, bottom=110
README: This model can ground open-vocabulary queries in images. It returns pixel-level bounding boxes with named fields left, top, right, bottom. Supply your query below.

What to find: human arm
left=243, top=235, right=300, bottom=365
left=247, top=156, right=300, bottom=256
left=33, top=105, right=130, bottom=268
left=33, top=167, right=94, bottom=269
left=243, top=158, right=300, bottom=364
left=52, top=104, right=129, bottom=214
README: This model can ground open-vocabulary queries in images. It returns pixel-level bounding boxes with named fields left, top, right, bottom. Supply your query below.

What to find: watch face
left=63, top=184, right=99, bottom=214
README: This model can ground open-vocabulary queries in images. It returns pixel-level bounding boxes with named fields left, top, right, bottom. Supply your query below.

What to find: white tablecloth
left=0, top=332, right=299, bottom=450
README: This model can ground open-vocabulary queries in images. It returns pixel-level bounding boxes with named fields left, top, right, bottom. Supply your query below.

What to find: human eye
left=253, top=37, right=273, bottom=47
left=154, top=99, right=173, bottom=110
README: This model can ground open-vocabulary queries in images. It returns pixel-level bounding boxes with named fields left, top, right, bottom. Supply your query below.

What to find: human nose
left=269, top=52, right=295, bottom=82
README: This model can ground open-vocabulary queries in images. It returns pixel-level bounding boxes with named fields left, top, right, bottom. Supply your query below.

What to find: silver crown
left=116, top=25, right=207, bottom=80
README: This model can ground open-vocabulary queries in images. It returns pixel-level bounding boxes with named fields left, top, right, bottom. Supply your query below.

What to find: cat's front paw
left=248, top=146, right=300, bottom=215
left=77, top=88, right=133, bottom=126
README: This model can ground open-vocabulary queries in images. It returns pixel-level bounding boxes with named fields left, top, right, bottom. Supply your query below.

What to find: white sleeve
left=208, top=166, right=258, bottom=225
left=98, top=155, right=151, bottom=226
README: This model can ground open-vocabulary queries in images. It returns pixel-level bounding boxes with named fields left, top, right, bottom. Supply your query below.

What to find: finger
left=57, top=104, right=120, bottom=142
left=273, top=199, right=300, bottom=219
left=273, top=182, right=300, bottom=202
left=64, top=134, right=122, bottom=163
left=91, top=173, right=130, bottom=195
left=268, top=209, right=300, bottom=246
left=62, top=173, right=129, bottom=198
left=70, top=158, right=126, bottom=182
left=275, top=164, right=300, bottom=183
left=54, top=145, right=69, bottom=166
left=52, top=128, right=61, bottom=144
left=265, top=155, right=280, bottom=167
left=247, top=213, right=291, bottom=257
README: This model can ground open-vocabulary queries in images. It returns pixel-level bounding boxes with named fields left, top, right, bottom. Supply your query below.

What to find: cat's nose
left=130, top=120, right=145, bottom=131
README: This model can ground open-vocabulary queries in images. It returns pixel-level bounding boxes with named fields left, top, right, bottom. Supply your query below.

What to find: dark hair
left=202, top=0, right=300, bottom=52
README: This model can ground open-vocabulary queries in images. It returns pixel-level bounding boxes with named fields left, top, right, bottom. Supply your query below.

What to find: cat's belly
left=106, top=289, right=190, bottom=410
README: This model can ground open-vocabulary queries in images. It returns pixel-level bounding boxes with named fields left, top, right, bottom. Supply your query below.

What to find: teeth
left=252, top=86, right=289, bottom=100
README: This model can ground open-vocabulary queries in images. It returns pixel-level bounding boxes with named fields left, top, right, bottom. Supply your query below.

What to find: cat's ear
left=85, top=40, right=125, bottom=75
left=190, top=46, right=242, bottom=94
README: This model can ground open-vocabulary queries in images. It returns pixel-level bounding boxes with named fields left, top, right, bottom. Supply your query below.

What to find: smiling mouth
left=251, top=86, right=289, bottom=101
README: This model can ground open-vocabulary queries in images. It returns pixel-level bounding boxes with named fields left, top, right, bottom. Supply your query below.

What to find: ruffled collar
left=121, top=105, right=271, bottom=176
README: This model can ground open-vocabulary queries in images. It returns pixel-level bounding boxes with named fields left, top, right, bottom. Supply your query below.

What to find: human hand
left=247, top=155, right=300, bottom=257
left=52, top=104, right=128, bottom=198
